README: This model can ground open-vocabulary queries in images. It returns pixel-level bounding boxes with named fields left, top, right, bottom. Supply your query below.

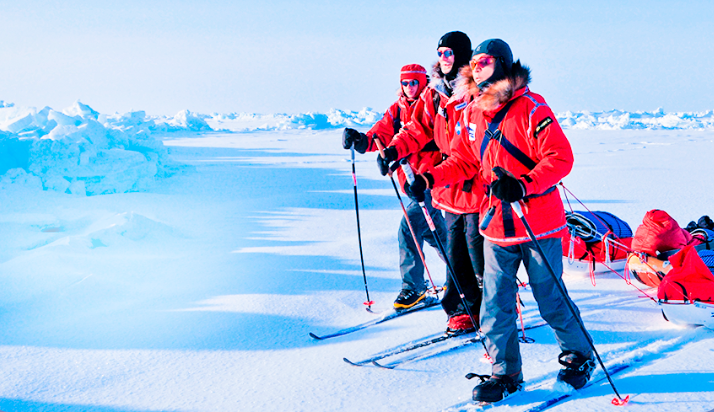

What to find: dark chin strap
left=444, top=67, right=458, bottom=81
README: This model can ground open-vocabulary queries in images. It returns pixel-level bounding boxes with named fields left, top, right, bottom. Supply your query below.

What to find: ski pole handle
left=373, top=137, right=386, bottom=158
left=400, top=159, right=416, bottom=184
left=479, top=205, right=496, bottom=230
left=511, top=201, right=524, bottom=218
left=400, top=160, right=437, bottom=231
left=350, top=146, right=357, bottom=186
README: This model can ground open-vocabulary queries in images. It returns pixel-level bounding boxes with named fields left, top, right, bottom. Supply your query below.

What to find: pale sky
left=1, top=1, right=713, bottom=116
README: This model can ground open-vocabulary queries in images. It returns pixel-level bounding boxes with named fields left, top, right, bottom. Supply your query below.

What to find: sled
left=659, top=300, right=714, bottom=329
left=563, top=256, right=627, bottom=277
left=562, top=210, right=632, bottom=278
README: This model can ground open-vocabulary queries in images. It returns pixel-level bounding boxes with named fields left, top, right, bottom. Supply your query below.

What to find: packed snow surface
left=0, top=101, right=713, bottom=411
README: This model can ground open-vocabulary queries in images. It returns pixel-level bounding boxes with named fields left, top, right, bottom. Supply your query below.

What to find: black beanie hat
left=472, top=38, right=513, bottom=71
left=472, top=38, right=513, bottom=88
left=437, top=31, right=472, bottom=80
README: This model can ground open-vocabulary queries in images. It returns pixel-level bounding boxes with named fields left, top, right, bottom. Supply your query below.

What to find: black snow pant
left=441, top=212, right=484, bottom=324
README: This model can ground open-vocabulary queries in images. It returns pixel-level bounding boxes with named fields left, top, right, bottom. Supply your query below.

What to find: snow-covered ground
left=0, top=102, right=713, bottom=411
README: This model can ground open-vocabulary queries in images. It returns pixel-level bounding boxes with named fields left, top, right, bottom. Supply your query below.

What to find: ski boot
left=446, top=313, right=476, bottom=334
left=556, top=350, right=596, bottom=389
left=393, top=289, right=426, bottom=310
left=472, top=372, right=523, bottom=404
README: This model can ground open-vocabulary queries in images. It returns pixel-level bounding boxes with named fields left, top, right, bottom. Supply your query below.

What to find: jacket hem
left=481, top=224, right=566, bottom=245
left=432, top=200, right=473, bottom=215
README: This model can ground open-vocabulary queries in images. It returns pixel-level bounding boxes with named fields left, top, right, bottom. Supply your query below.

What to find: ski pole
left=400, top=160, right=482, bottom=335
left=373, top=138, right=439, bottom=294
left=350, top=145, right=374, bottom=309
left=508, top=199, right=629, bottom=405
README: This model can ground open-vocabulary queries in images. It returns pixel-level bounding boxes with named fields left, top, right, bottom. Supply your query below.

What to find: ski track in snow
left=0, top=122, right=713, bottom=411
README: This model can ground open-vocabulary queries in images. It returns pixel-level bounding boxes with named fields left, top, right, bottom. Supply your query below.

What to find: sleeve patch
left=534, top=117, right=553, bottom=139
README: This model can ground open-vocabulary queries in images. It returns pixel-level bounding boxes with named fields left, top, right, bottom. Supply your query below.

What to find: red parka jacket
left=387, top=64, right=482, bottom=215
left=429, top=62, right=573, bottom=246
left=363, top=93, right=443, bottom=194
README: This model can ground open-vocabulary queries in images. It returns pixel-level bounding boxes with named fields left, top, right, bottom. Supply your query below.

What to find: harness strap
left=392, top=106, right=402, bottom=136
left=478, top=99, right=537, bottom=170
left=479, top=98, right=552, bottom=239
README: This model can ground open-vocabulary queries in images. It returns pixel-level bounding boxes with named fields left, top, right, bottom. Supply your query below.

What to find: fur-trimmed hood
left=452, top=65, right=480, bottom=102
left=428, top=61, right=466, bottom=98
left=449, top=61, right=531, bottom=106
left=476, top=60, right=531, bottom=112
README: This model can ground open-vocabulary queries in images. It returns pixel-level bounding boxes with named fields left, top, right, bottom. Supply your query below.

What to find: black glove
left=698, top=215, right=714, bottom=230
left=342, top=128, right=369, bottom=153
left=491, top=174, right=525, bottom=202
left=377, top=146, right=398, bottom=176
left=405, top=173, right=433, bottom=203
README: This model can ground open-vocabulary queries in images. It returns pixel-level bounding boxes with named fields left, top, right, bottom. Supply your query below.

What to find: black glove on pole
left=350, top=146, right=373, bottom=309
left=491, top=173, right=524, bottom=202
left=377, top=146, right=398, bottom=176
left=405, top=174, right=429, bottom=203
left=342, top=128, right=369, bottom=153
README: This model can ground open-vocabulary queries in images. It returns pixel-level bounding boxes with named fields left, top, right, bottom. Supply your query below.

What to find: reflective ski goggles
left=401, top=80, right=419, bottom=87
left=470, top=56, right=495, bottom=70
left=437, top=49, right=454, bottom=58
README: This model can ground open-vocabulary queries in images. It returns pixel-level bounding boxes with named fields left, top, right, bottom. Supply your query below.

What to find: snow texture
left=0, top=101, right=713, bottom=412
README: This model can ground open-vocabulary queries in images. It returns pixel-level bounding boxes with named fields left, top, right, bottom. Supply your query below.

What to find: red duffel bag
left=657, top=245, right=714, bottom=302
left=631, top=209, right=696, bottom=256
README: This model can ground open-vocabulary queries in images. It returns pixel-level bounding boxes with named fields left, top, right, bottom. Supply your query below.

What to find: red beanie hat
left=400, top=64, right=428, bottom=90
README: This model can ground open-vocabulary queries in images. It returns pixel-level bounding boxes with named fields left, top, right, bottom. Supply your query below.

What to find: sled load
left=562, top=210, right=632, bottom=277
left=626, top=210, right=714, bottom=287
left=626, top=210, right=714, bottom=329
left=656, top=245, right=714, bottom=329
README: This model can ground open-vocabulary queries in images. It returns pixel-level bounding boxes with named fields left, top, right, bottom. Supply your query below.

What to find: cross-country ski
left=309, top=295, right=440, bottom=340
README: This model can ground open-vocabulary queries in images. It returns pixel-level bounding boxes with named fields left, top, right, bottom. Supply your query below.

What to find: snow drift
left=1, top=100, right=713, bottom=196
left=0, top=102, right=209, bottom=195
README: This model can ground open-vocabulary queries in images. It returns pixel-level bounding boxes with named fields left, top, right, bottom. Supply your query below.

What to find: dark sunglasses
left=437, top=49, right=454, bottom=58
left=401, top=80, right=419, bottom=87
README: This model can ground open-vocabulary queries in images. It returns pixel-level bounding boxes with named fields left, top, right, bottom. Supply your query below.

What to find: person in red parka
left=410, top=39, right=596, bottom=403
left=341, top=64, right=447, bottom=310
left=378, top=31, right=484, bottom=334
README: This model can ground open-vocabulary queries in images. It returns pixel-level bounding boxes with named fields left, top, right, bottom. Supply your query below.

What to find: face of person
left=401, top=79, right=420, bottom=99
left=437, top=47, right=455, bottom=74
left=470, top=53, right=496, bottom=85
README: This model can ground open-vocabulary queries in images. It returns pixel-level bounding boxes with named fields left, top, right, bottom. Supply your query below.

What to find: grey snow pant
left=481, top=237, right=593, bottom=376
left=399, top=190, right=447, bottom=293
